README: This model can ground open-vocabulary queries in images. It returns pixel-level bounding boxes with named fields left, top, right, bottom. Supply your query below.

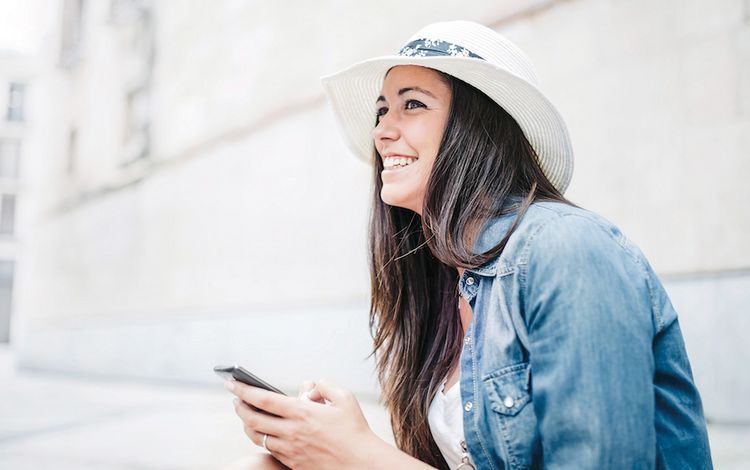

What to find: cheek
left=406, top=120, right=444, bottom=160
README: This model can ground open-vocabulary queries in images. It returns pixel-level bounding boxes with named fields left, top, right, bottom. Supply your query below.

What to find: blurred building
left=12, top=0, right=750, bottom=424
left=0, top=51, right=32, bottom=343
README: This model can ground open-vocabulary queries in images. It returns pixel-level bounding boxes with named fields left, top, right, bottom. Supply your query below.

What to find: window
left=60, top=0, right=85, bottom=67
left=109, top=0, right=153, bottom=164
left=66, top=129, right=77, bottom=174
left=0, top=195, right=15, bottom=236
left=122, top=86, right=150, bottom=162
left=0, top=140, right=20, bottom=180
left=0, top=260, right=14, bottom=343
left=6, top=83, right=25, bottom=122
left=110, top=0, right=148, bottom=23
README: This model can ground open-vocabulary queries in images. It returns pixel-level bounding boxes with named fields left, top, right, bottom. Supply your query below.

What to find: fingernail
left=233, top=397, right=240, bottom=406
left=225, top=381, right=235, bottom=391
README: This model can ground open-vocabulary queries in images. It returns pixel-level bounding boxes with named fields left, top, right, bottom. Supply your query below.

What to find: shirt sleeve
left=522, top=214, right=657, bottom=469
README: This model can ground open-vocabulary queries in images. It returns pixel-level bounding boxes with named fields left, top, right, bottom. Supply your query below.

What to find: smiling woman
left=226, top=20, right=713, bottom=470
left=361, top=60, right=568, bottom=469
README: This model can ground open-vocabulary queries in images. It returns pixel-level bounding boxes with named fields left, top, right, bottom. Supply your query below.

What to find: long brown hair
left=367, top=68, right=572, bottom=468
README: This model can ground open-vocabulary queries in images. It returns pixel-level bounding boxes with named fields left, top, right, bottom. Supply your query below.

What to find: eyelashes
left=376, top=99, right=426, bottom=118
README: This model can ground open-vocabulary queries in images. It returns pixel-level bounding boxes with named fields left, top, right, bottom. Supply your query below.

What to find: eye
left=375, top=99, right=426, bottom=120
left=405, top=99, right=426, bottom=110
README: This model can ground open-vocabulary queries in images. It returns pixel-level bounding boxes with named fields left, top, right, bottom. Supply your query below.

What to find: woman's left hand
left=225, top=378, right=378, bottom=469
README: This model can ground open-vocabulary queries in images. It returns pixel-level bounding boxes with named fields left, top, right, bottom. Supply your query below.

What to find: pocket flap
left=483, top=362, right=531, bottom=416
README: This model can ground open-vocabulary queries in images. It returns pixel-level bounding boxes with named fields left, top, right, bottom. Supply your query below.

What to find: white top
left=427, top=377, right=475, bottom=469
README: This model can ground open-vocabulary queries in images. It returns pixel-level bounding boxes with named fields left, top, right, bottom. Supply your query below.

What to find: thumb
left=298, top=380, right=327, bottom=404
left=308, top=378, right=351, bottom=406
left=298, top=380, right=315, bottom=399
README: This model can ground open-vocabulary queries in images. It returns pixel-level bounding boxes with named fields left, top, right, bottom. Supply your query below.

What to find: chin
left=380, top=188, right=419, bottom=213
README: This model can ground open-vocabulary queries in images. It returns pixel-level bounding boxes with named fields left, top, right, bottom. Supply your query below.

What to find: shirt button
left=503, top=396, right=515, bottom=408
left=464, top=401, right=473, bottom=412
left=464, top=336, right=472, bottom=344
left=466, top=277, right=475, bottom=285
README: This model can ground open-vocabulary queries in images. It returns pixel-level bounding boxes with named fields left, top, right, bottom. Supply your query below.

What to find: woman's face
left=372, top=65, right=452, bottom=215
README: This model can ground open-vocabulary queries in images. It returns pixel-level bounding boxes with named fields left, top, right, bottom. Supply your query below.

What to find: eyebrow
left=376, top=86, right=437, bottom=103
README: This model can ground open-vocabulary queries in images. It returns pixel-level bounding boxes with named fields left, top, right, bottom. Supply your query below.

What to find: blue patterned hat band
left=397, top=38, right=484, bottom=60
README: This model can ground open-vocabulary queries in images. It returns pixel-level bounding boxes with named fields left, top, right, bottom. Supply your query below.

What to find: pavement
left=0, top=344, right=393, bottom=470
left=1, top=343, right=748, bottom=469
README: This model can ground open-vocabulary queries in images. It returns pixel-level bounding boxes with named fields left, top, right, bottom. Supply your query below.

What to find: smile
left=383, top=156, right=418, bottom=170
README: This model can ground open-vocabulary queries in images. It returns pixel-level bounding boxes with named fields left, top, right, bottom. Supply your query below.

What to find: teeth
left=384, top=156, right=417, bottom=169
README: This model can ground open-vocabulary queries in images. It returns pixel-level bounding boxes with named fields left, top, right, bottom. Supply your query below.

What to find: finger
left=305, top=387, right=327, bottom=404
left=243, top=428, right=292, bottom=462
left=234, top=398, right=290, bottom=437
left=298, top=380, right=315, bottom=401
left=299, top=380, right=327, bottom=404
left=309, top=378, right=351, bottom=405
left=261, top=433, right=294, bottom=458
left=243, top=425, right=264, bottom=447
left=229, top=380, right=307, bottom=418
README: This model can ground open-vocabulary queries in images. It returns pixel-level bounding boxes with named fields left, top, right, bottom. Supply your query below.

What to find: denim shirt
left=457, top=200, right=712, bottom=470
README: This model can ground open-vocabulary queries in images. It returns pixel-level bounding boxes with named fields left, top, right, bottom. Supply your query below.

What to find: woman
left=225, top=21, right=712, bottom=469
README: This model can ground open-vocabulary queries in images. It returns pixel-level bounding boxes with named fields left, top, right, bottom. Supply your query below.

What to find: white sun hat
left=320, top=20, right=574, bottom=194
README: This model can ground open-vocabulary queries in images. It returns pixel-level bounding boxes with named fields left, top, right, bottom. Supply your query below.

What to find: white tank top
left=427, top=377, right=476, bottom=469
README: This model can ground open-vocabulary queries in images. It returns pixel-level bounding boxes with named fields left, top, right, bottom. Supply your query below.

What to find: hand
left=225, top=378, right=378, bottom=470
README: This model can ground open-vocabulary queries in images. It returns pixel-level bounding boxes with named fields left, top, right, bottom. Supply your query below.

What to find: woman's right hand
left=223, top=380, right=325, bottom=470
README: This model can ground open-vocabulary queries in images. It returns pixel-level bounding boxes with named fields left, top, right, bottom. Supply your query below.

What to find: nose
left=371, top=113, right=400, bottom=150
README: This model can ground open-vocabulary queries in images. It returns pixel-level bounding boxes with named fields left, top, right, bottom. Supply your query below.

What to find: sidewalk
left=0, top=344, right=393, bottom=470
left=1, top=344, right=748, bottom=469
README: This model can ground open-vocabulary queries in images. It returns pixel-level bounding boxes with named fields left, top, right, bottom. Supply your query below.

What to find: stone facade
left=0, top=51, right=33, bottom=343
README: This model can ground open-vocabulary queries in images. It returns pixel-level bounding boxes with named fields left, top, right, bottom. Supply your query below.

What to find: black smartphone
left=214, top=364, right=287, bottom=395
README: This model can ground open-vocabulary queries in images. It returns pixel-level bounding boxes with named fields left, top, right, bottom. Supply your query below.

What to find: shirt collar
left=465, top=196, right=525, bottom=276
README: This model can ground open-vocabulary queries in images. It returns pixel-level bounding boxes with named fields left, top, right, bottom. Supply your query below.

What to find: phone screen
left=214, top=365, right=287, bottom=395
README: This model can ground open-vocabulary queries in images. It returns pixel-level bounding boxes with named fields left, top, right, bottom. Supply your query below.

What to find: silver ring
left=262, top=433, right=270, bottom=452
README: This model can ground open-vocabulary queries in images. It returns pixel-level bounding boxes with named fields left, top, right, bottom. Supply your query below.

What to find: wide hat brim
left=321, top=55, right=574, bottom=194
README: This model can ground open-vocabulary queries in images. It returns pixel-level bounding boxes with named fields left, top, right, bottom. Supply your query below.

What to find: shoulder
left=520, top=202, right=624, bottom=252
left=522, top=201, right=619, bottom=234
left=500, top=201, right=645, bottom=270
left=483, top=199, right=614, bottom=246
left=514, top=203, right=664, bottom=336
left=473, top=200, right=647, bottom=274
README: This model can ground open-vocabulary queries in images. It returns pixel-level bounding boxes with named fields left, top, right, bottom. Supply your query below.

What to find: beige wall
left=499, top=0, right=749, bottom=274
left=22, top=1, right=558, bottom=325
left=22, top=0, right=750, bottom=321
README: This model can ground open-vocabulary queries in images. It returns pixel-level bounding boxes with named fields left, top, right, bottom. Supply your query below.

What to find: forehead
left=379, top=65, right=450, bottom=95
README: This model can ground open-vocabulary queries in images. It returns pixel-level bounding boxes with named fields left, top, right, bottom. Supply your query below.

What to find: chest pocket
left=483, top=362, right=540, bottom=470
